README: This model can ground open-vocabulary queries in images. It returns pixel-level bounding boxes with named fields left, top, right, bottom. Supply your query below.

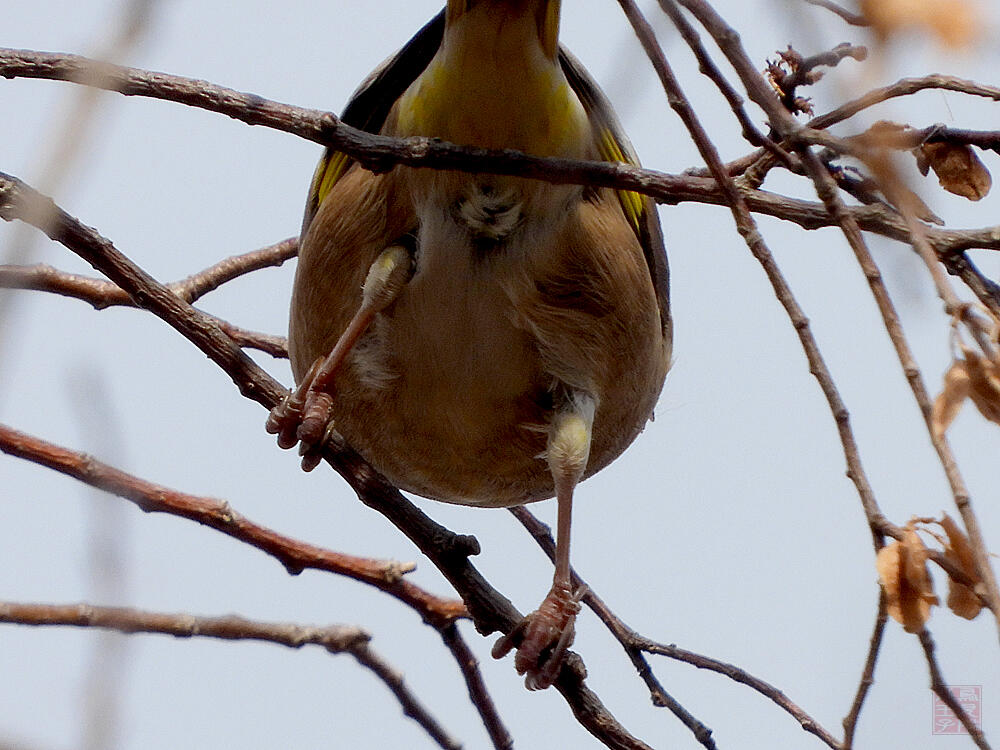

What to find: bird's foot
left=492, top=580, right=586, bottom=690
left=265, top=357, right=335, bottom=471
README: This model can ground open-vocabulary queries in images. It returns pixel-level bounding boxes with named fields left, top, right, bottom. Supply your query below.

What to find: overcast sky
left=2, top=1, right=999, bottom=748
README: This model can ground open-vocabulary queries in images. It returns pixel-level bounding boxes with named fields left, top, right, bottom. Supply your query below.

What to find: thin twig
left=767, top=43, right=868, bottom=116
left=800, top=141, right=1000, bottom=627
left=0, top=422, right=463, bottom=625
left=647, top=0, right=893, bottom=553
left=640, top=638, right=842, bottom=748
left=802, top=0, right=869, bottom=26
left=511, top=506, right=721, bottom=747
left=0, top=237, right=296, bottom=309
left=841, top=593, right=888, bottom=748
left=1, top=50, right=998, bottom=262
left=918, top=629, right=991, bottom=749
left=510, top=506, right=839, bottom=750
left=0, top=261, right=290, bottom=357
left=170, top=237, right=298, bottom=303
left=0, top=171, right=653, bottom=750
left=0, top=600, right=464, bottom=750
left=439, top=624, right=514, bottom=750
left=212, top=317, right=288, bottom=358
left=0, top=600, right=370, bottom=650
left=349, top=642, right=464, bottom=750
left=810, top=75, right=1000, bottom=131
left=653, top=3, right=791, bottom=164
left=673, top=0, right=1000, bottom=640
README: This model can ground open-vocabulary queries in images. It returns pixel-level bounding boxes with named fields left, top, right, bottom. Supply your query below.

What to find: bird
left=267, top=0, right=672, bottom=690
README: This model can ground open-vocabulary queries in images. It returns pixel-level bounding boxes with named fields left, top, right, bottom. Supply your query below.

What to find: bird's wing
left=559, top=48, right=672, bottom=339
left=301, top=10, right=446, bottom=235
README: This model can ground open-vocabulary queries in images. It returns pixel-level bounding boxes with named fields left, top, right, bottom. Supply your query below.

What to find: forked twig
left=0, top=601, right=464, bottom=750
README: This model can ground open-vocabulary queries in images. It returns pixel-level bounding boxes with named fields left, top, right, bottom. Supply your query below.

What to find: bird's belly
left=330, top=258, right=557, bottom=507
left=311, top=192, right=669, bottom=509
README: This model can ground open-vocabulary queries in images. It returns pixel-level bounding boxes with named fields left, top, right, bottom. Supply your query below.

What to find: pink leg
left=266, top=245, right=412, bottom=466
left=493, top=393, right=595, bottom=690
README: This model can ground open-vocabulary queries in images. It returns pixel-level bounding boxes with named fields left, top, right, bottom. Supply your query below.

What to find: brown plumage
left=270, top=0, right=671, bottom=689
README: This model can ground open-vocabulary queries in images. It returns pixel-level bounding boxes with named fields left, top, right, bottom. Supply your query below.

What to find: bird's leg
left=266, top=244, right=413, bottom=468
left=493, top=392, right=595, bottom=690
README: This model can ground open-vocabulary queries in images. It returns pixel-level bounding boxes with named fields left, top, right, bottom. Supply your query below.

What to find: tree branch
left=510, top=506, right=841, bottom=749
left=1, top=49, right=997, bottom=262
left=0, top=600, right=464, bottom=750
left=639, top=0, right=895, bottom=561
left=0, top=422, right=464, bottom=625
left=802, top=0, right=869, bottom=26
left=671, top=0, right=1000, bottom=641
left=0, top=237, right=296, bottom=309
left=918, top=629, right=991, bottom=749
left=841, top=593, right=888, bottom=748
left=810, top=75, right=1000, bottom=130
left=0, top=171, right=653, bottom=750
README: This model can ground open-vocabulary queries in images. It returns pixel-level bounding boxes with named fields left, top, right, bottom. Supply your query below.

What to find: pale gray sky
left=1, top=1, right=998, bottom=748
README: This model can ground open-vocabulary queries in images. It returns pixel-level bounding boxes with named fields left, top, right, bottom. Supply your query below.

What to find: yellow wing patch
left=310, top=150, right=352, bottom=212
left=597, top=128, right=643, bottom=235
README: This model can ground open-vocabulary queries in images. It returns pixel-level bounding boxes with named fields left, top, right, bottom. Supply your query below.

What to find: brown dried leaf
left=932, top=360, right=971, bottom=438
left=940, top=513, right=983, bottom=620
left=962, top=345, right=1000, bottom=425
left=876, top=543, right=904, bottom=613
left=920, top=142, right=992, bottom=200
left=877, top=530, right=938, bottom=633
left=860, top=0, right=981, bottom=47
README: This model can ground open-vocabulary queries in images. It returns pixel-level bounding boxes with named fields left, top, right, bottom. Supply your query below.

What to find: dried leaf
left=877, top=530, right=938, bottom=632
left=861, top=0, right=981, bottom=47
left=962, top=345, right=1000, bottom=425
left=931, top=360, right=971, bottom=438
left=940, top=513, right=983, bottom=620
left=876, top=543, right=903, bottom=612
left=920, top=142, right=992, bottom=200
left=914, top=146, right=931, bottom=176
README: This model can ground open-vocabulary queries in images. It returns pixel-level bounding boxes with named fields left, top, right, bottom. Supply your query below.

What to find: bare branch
left=0, top=263, right=122, bottom=306
left=801, top=0, right=869, bottom=26
left=918, top=629, right=991, bottom=749
left=637, top=0, right=894, bottom=559
left=510, top=506, right=838, bottom=749
left=810, top=76, right=1000, bottom=130
left=1, top=49, right=997, bottom=264
left=439, top=624, right=514, bottom=750
left=0, top=254, right=291, bottom=358
left=0, top=238, right=296, bottom=309
left=767, top=43, right=868, bottom=116
left=212, top=317, right=288, bottom=358
left=0, top=601, right=464, bottom=750
left=349, top=643, right=464, bottom=750
left=671, top=0, right=1000, bottom=639
left=170, top=237, right=298, bottom=303
left=0, top=171, right=651, bottom=750
left=841, top=593, right=888, bottom=748
left=0, top=600, right=369, bottom=651
left=0, top=422, right=464, bottom=626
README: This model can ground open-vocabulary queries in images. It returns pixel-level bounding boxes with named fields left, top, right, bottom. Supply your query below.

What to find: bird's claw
left=492, top=581, right=585, bottom=690
left=265, top=358, right=335, bottom=470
